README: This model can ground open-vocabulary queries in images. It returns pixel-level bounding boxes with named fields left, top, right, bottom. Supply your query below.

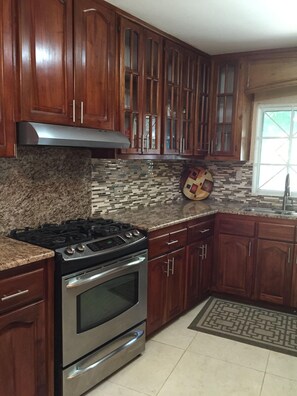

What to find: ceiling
left=105, top=0, right=297, bottom=55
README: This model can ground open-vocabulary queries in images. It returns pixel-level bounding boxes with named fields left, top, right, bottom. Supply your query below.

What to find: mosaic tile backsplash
left=0, top=147, right=92, bottom=234
left=91, top=159, right=288, bottom=215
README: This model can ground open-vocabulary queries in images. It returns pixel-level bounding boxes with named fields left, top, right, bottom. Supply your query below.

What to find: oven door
left=61, top=250, right=147, bottom=367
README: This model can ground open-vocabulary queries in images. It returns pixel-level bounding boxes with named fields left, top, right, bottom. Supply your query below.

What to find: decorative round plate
left=181, top=167, right=213, bottom=201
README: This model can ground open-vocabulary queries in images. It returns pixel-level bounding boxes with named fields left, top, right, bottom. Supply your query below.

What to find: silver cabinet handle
left=66, top=256, right=146, bottom=288
left=66, top=329, right=144, bottom=380
left=182, top=137, right=185, bottom=153
left=200, top=229, right=210, bottom=234
left=170, top=257, right=175, bottom=275
left=288, top=247, right=291, bottom=264
left=1, top=289, right=29, bottom=302
left=72, top=99, right=76, bottom=123
left=167, top=240, right=178, bottom=246
left=204, top=243, right=208, bottom=259
left=81, top=101, right=84, bottom=124
left=164, top=260, right=170, bottom=277
left=199, top=245, right=205, bottom=259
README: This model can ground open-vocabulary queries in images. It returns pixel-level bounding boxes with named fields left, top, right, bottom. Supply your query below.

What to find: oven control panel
left=57, top=229, right=147, bottom=261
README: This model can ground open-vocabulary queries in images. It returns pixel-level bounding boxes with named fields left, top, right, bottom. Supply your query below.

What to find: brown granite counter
left=100, top=199, right=297, bottom=231
left=0, top=236, right=55, bottom=271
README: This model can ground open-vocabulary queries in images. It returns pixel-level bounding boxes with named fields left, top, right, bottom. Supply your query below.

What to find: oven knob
left=125, top=232, right=132, bottom=239
left=132, top=229, right=140, bottom=236
left=64, top=246, right=75, bottom=256
left=76, top=244, right=86, bottom=253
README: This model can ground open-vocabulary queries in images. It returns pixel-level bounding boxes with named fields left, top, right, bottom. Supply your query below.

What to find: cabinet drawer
left=188, top=220, right=214, bottom=243
left=258, top=222, right=295, bottom=242
left=0, top=268, right=44, bottom=314
left=218, top=217, right=255, bottom=237
left=149, top=226, right=187, bottom=259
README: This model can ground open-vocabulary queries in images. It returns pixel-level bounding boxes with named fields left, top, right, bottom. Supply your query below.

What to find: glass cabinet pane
left=124, top=30, right=131, bottom=68
left=132, top=32, right=138, bottom=71
left=146, top=39, right=151, bottom=75
left=218, top=65, right=226, bottom=93
left=217, top=97, right=224, bottom=123
left=153, top=42, right=158, bottom=77
left=132, top=75, right=138, bottom=110
left=225, top=96, right=233, bottom=123
left=226, top=65, right=235, bottom=93
left=125, top=74, right=130, bottom=109
left=152, top=81, right=158, bottom=114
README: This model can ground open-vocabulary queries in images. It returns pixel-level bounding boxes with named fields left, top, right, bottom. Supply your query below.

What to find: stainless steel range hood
left=17, top=122, right=130, bottom=149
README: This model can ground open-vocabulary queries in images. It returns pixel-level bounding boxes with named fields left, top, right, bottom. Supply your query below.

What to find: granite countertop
left=0, top=236, right=55, bottom=272
left=101, top=199, right=297, bottom=232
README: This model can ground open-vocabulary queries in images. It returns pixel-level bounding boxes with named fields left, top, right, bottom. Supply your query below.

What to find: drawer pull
left=199, top=229, right=210, bottom=234
left=1, top=289, right=29, bottom=302
left=167, top=240, right=178, bottom=245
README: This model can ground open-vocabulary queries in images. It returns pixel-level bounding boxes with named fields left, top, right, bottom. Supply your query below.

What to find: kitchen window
left=252, top=103, right=297, bottom=197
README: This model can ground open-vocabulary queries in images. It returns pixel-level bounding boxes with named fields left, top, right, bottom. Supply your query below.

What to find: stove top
left=10, top=218, right=134, bottom=248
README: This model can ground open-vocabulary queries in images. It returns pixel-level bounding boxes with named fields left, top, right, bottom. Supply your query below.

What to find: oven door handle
left=65, top=256, right=146, bottom=289
left=66, top=329, right=144, bottom=379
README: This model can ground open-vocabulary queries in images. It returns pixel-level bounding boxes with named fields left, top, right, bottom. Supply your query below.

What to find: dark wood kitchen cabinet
left=0, top=0, right=16, bottom=157
left=186, top=217, right=214, bottom=309
left=17, top=0, right=116, bottom=130
left=147, top=223, right=187, bottom=335
left=215, top=214, right=255, bottom=298
left=254, top=222, right=294, bottom=306
left=119, top=17, right=163, bottom=154
left=208, top=56, right=251, bottom=160
left=0, top=259, right=54, bottom=396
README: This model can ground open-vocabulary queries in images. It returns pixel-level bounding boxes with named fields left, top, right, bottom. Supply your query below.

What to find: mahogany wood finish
left=0, top=0, right=16, bottom=157
left=148, top=223, right=187, bottom=259
left=291, top=247, right=297, bottom=308
left=119, top=18, right=162, bottom=154
left=255, top=239, right=293, bottom=305
left=258, top=222, right=295, bottom=242
left=0, top=259, right=54, bottom=396
left=17, top=0, right=116, bottom=130
left=188, top=218, right=215, bottom=244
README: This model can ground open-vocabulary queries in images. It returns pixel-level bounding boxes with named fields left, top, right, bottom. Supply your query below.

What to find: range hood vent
left=17, top=122, right=130, bottom=149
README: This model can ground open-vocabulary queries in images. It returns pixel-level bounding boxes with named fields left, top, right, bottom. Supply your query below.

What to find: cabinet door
left=0, top=302, right=46, bottom=396
left=18, top=0, right=73, bottom=125
left=74, top=0, right=116, bottom=130
left=163, top=40, right=183, bottom=154
left=216, top=234, right=254, bottom=298
left=194, top=56, right=211, bottom=157
left=186, top=242, right=203, bottom=309
left=142, top=29, right=162, bottom=154
left=180, top=49, right=196, bottom=156
left=255, top=239, right=293, bottom=305
left=200, top=236, right=213, bottom=298
left=120, top=18, right=143, bottom=154
left=210, top=61, right=237, bottom=156
left=147, top=255, right=167, bottom=335
left=166, top=248, right=185, bottom=321
left=0, top=0, right=15, bottom=157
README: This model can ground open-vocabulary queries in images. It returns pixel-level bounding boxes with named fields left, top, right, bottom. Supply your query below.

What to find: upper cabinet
left=0, top=0, right=16, bottom=157
left=208, top=57, right=251, bottom=161
left=17, top=0, right=117, bottom=130
left=119, top=17, right=162, bottom=155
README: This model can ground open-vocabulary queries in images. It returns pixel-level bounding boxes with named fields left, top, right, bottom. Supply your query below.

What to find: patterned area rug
left=189, top=297, right=297, bottom=357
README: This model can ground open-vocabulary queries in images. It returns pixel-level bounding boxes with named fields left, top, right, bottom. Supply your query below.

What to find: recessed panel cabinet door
left=18, top=0, right=73, bottom=125
left=166, top=248, right=185, bottom=321
left=74, top=0, right=116, bottom=130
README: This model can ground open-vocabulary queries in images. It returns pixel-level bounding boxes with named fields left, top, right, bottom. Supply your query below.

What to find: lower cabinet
left=0, top=259, right=54, bottom=396
left=147, top=247, right=185, bottom=335
left=216, top=234, right=254, bottom=298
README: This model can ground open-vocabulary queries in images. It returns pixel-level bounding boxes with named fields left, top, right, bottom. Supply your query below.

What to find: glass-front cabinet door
left=210, top=60, right=238, bottom=157
left=120, top=18, right=142, bottom=154
left=143, top=30, right=162, bottom=154
left=119, top=18, right=162, bottom=155
left=163, top=40, right=183, bottom=154
left=195, top=56, right=211, bottom=157
left=180, top=50, right=197, bottom=156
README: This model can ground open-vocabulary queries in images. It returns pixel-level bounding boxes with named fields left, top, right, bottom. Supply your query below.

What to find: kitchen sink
left=242, top=207, right=297, bottom=216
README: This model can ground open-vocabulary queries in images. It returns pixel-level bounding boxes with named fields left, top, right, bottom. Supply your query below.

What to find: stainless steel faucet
left=282, top=173, right=290, bottom=210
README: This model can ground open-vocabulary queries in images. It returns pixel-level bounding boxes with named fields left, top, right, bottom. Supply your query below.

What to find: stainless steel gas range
left=10, top=218, right=148, bottom=396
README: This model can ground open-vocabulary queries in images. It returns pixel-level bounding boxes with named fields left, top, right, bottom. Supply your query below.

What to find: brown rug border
left=188, top=297, right=297, bottom=358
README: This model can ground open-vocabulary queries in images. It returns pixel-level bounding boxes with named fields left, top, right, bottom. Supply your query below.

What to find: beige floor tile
left=181, top=298, right=210, bottom=322
left=85, top=380, right=148, bottom=396
left=266, top=351, right=297, bottom=381
left=108, top=340, right=184, bottom=396
left=157, top=351, right=264, bottom=396
left=151, top=315, right=197, bottom=350
left=188, top=332, right=269, bottom=371
left=261, top=373, right=297, bottom=396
